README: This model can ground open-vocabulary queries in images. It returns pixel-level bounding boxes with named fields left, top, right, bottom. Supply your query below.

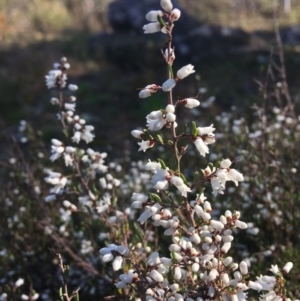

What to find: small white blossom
left=146, top=10, right=163, bottom=22
left=146, top=110, right=166, bottom=131
left=162, top=78, right=176, bottom=91
left=143, top=22, right=161, bottom=34
left=183, top=98, right=200, bottom=109
left=177, top=64, right=195, bottom=79
left=170, top=176, right=191, bottom=197
left=68, top=84, right=78, bottom=91
left=283, top=262, right=293, bottom=273
left=160, top=0, right=173, bottom=12
left=171, top=8, right=181, bottom=21
left=138, top=140, right=154, bottom=152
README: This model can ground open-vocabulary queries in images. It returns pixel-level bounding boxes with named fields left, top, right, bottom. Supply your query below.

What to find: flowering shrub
left=0, top=0, right=299, bottom=300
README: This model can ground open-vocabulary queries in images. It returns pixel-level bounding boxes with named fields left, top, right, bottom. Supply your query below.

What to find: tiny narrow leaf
left=157, top=158, right=167, bottom=169
left=191, top=121, right=198, bottom=138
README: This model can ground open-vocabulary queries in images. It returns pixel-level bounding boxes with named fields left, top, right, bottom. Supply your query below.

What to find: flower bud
left=162, top=78, right=176, bottom=91
left=248, top=281, right=263, bottom=291
left=183, top=98, right=200, bottom=109
left=146, top=10, right=163, bottom=22
left=139, top=89, right=151, bottom=98
left=171, top=8, right=181, bottom=21
left=283, top=262, right=293, bottom=273
left=131, top=130, right=143, bottom=139
left=223, top=256, right=233, bottom=266
left=150, top=270, right=164, bottom=282
left=143, top=22, right=161, bottom=34
left=177, top=64, right=195, bottom=79
left=174, top=266, right=182, bottom=280
left=235, top=220, right=248, bottom=229
left=68, top=84, right=78, bottom=91
left=210, top=220, right=224, bottom=230
left=220, top=159, right=232, bottom=169
left=240, top=261, right=248, bottom=275
left=160, top=0, right=173, bottom=12
left=208, top=269, right=219, bottom=281
left=112, top=256, right=123, bottom=271
left=166, top=112, right=176, bottom=122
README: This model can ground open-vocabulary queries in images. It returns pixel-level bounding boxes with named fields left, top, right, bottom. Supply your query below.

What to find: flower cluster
left=98, top=1, right=296, bottom=301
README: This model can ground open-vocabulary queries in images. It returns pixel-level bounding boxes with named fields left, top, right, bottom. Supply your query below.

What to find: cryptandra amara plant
left=43, top=0, right=297, bottom=301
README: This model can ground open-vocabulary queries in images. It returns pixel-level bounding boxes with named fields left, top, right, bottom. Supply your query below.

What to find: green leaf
left=191, top=121, right=198, bottom=138
left=193, top=171, right=199, bottom=183
left=215, top=160, right=220, bottom=168
left=59, top=287, right=64, bottom=301
left=133, top=223, right=143, bottom=241
left=149, top=193, right=162, bottom=203
left=74, top=292, right=80, bottom=301
left=168, top=64, right=174, bottom=78
left=157, top=15, right=166, bottom=27
left=156, top=134, right=164, bottom=145
left=157, top=158, right=167, bottom=169
left=63, top=129, right=69, bottom=139
left=167, top=140, right=173, bottom=145
left=143, top=129, right=153, bottom=140
left=179, top=173, right=188, bottom=184
left=208, top=162, right=214, bottom=170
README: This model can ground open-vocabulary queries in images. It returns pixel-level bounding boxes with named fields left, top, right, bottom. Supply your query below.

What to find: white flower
left=270, top=265, right=279, bottom=275
left=146, top=10, right=163, bottom=22
left=166, top=112, right=176, bottom=122
left=183, top=98, right=200, bottom=109
left=174, top=266, right=182, bottom=280
left=165, top=48, right=175, bottom=61
left=152, top=169, right=170, bottom=191
left=81, top=125, right=95, bottom=143
left=138, top=203, right=161, bottom=224
left=44, top=171, right=68, bottom=194
left=193, top=138, right=209, bottom=157
left=131, top=130, right=143, bottom=139
left=139, top=89, right=151, bottom=98
left=220, top=159, right=232, bottom=169
left=68, top=84, right=78, bottom=91
left=235, top=220, right=248, bottom=229
left=160, top=0, right=173, bottom=12
left=45, top=70, right=63, bottom=89
left=138, top=140, right=154, bottom=152
left=15, top=278, right=24, bottom=287
left=147, top=252, right=161, bottom=266
left=149, top=270, right=164, bottom=282
left=145, top=160, right=161, bottom=171
left=177, top=64, right=195, bottom=79
left=50, top=140, right=65, bottom=162
left=72, top=131, right=81, bottom=143
left=64, top=103, right=76, bottom=111
left=208, top=269, right=219, bottom=281
left=171, top=8, right=181, bottom=21
left=240, top=261, right=248, bottom=275
left=143, top=22, right=161, bottom=34
left=113, top=256, right=123, bottom=271
left=146, top=110, right=166, bottom=131
left=165, top=104, right=175, bottom=113
left=210, top=220, right=224, bottom=230
left=170, top=176, right=191, bottom=197
left=162, top=78, right=176, bottom=91
left=283, top=262, right=293, bottom=273
left=197, top=124, right=216, bottom=135
left=247, top=281, right=263, bottom=291
left=227, top=169, right=244, bottom=186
